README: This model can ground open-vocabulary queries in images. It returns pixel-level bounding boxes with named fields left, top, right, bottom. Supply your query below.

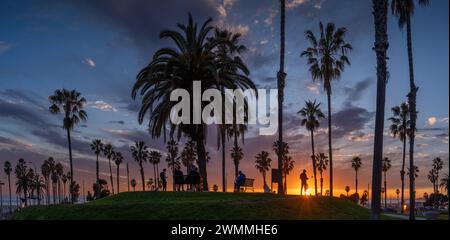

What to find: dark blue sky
left=0, top=0, right=448, bottom=195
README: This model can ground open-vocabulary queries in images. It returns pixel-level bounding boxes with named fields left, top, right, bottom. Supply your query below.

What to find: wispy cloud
left=88, top=100, right=117, bottom=112
left=83, top=58, right=96, bottom=68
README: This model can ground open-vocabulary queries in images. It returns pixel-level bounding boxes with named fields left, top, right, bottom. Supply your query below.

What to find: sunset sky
left=0, top=0, right=448, bottom=197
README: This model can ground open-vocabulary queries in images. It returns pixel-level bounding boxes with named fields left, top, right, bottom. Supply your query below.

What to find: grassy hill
left=12, top=191, right=372, bottom=220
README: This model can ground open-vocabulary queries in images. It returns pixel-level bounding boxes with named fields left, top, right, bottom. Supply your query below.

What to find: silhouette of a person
left=160, top=169, right=168, bottom=191
left=300, top=169, right=309, bottom=196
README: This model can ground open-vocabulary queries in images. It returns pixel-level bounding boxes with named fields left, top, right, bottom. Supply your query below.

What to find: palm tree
left=276, top=0, right=287, bottom=196
left=131, top=14, right=254, bottom=192
left=230, top=145, right=244, bottom=179
left=212, top=28, right=248, bottom=193
left=41, top=157, right=54, bottom=205
left=301, top=22, right=352, bottom=197
left=15, top=159, right=31, bottom=206
left=103, top=144, right=115, bottom=195
left=351, top=156, right=362, bottom=194
left=90, top=139, right=104, bottom=199
left=48, top=89, right=87, bottom=203
left=149, top=151, right=162, bottom=189
left=3, top=161, right=12, bottom=212
left=315, top=153, right=328, bottom=196
left=181, top=140, right=197, bottom=173
left=427, top=168, right=438, bottom=194
left=440, top=174, right=449, bottom=201
left=61, top=173, right=68, bottom=201
left=114, top=152, right=124, bottom=194
left=391, top=0, right=430, bottom=220
left=388, top=102, right=410, bottom=213
left=130, top=179, right=136, bottom=192
left=273, top=141, right=294, bottom=193
left=396, top=188, right=400, bottom=206
left=298, top=100, right=325, bottom=196
left=130, top=141, right=149, bottom=191
left=382, top=157, right=392, bottom=208
left=432, top=157, right=443, bottom=194
left=166, top=140, right=180, bottom=191
left=345, top=186, right=350, bottom=197
left=371, top=0, right=389, bottom=220
left=407, top=165, right=419, bottom=180
left=255, top=151, right=272, bottom=189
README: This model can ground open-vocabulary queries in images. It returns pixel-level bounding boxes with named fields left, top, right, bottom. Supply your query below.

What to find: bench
left=240, top=178, right=255, bottom=192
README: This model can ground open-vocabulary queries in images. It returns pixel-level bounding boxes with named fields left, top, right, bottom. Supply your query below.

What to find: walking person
left=300, top=169, right=309, bottom=196
left=160, top=169, right=168, bottom=191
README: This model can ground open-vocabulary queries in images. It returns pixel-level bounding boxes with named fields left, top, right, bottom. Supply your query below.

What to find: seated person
left=234, top=171, right=246, bottom=192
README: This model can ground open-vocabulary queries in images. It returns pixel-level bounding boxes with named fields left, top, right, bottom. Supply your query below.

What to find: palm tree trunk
left=310, top=130, right=317, bottom=196
left=126, top=163, right=130, bottom=192
left=263, top=171, right=267, bottom=188
left=356, top=170, right=358, bottom=194
left=406, top=15, right=417, bottom=221
left=66, top=128, right=74, bottom=204
left=384, top=171, right=387, bottom=208
left=8, top=174, right=12, bottom=213
left=234, top=136, right=239, bottom=179
left=320, top=172, right=323, bottom=196
left=108, top=157, right=115, bottom=195
left=400, top=139, right=406, bottom=213
left=140, top=162, right=145, bottom=191
left=277, top=0, right=286, bottom=196
left=153, top=164, right=157, bottom=190
left=371, top=0, right=388, bottom=220
left=116, top=165, right=120, bottom=194
left=96, top=153, right=100, bottom=199
left=326, top=92, right=333, bottom=197
left=222, top=133, right=226, bottom=192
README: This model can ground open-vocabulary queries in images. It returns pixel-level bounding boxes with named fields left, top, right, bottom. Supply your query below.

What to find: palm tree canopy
left=149, top=151, right=162, bottom=165
left=388, top=102, right=412, bottom=142
left=90, top=139, right=104, bottom=155
left=114, top=152, right=124, bottom=166
left=315, top=153, right=328, bottom=173
left=103, top=144, right=115, bottom=159
left=382, top=157, right=392, bottom=172
left=298, top=100, right=325, bottom=132
left=440, top=174, right=449, bottom=192
left=131, top=13, right=255, bottom=140
left=4, top=160, right=12, bottom=175
left=432, top=157, right=443, bottom=172
left=351, top=156, right=362, bottom=172
left=391, top=0, right=430, bottom=28
left=255, top=151, right=272, bottom=174
left=231, top=145, right=244, bottom=166
left=301, top=22, right=353, bottom=94
left=407, top=165, right=420, bottom=179
left=130, top=141, right=149, bottom=165
left=49, top=89, right=87, bottom=130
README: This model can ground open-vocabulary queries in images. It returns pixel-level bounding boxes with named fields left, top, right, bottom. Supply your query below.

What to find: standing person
left=160, top=169, right=168, bottom=191
left=300, top=169, right=309, bottom=196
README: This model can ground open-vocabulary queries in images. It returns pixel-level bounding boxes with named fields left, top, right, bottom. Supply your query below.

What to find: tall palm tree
left=130, top=179, right=136, bottom=192
left=103, top=144, right=115, bottom=195
left=371, top=0, right=389, bottom=220
left=41, top=157, right=54, bottom=205
left=301, top=22, right=352, bottom=197
left=49, top=89, right=87, bottom=203
left=432, top=157, right=443, bottom=194
left=212, top=28, right=247, bottom=193
left=15, top=159, right=31, bottom=206
left=166, top=140, right=180, bottom=191
left=131, top=14, right=254, bottom=192
left=391, top=0, right=430, bottom=220
left=382, top=157, right=392, bottom=208
left=298, top=100, right=325, bottom=196
left=90, top=139, right=104, bottom=199
left=427, top=168, right=438, bottom=194
left=351, top=156, right=362, bottom=194
left=230, top=145, right=244, bottom=179
left=3, top=161, right=12, bottom=212
left=315, top=153, right=328, bottom=196
left=407, top=165, right=419, bottom=180
left=61, top=173, right=68, bottom=201
left=54, top=162, right=64, bottom=203
left=388, top=102, right=410, bottom=213
left=273, top=141, right=293, bottom=194
left=345, top=186, right=350, bottom=197
left=130, top=141, right=149, bottom=191
left=276, top=0, right=287, bottom=195
left=149, top=151, right=162, bottom=189
left=114, top=152, right=124, bottom=194
left=255, top=151, right=272, bottom=189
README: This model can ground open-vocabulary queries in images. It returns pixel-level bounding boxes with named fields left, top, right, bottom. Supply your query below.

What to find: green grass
left=12, top=191, right=373, bottom=220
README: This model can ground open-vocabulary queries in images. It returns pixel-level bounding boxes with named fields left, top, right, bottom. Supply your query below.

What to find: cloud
left=260, top=40, right=269, bottom=45
left=427, top=117, right=437, bottom=126
left=0, top=41, right=11, bottom=55
left=330, top=106, right=375, bottom=139
left=342, top=78, right=373, bottom=106
left=108, top=120, right=125, bottom=125
left=286, top=0, right=307, bottom=9
left=264, top=8, right=278, bottom=25
left=307, top=83, right=320, bottom=94
left=88, top=100, right=118, bottom=112
left=83, top=58, right=96, bottom=68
